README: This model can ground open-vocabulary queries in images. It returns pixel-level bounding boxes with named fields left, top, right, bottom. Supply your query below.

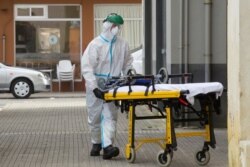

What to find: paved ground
left=0, top=93, right=228, bottom=167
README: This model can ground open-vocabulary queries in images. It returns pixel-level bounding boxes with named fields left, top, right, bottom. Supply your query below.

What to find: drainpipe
left=183, top=0, right=190, bottom=127
left=183, top=0, right=189, bottom=83
left=179, top=0, right=184, bottom=83
left=2, top=34, right=6, bottom=63
left=204, top=0, right=212, bottom=82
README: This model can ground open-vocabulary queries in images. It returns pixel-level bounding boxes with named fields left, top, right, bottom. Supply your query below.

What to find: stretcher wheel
left=157, top=150, right=172, bottom=167
left=158, top=67, right=168, bottom=83
left=126, top=148, right=136, bottom=163
left=194, top=150, right=210, bottom=166
left=169, top=148, right=174, bottom=159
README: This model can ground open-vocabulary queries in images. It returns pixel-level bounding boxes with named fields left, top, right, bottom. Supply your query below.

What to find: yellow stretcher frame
left=104, top=90, right=216, bottom=167
left=104, top=90, right=181, bottom=100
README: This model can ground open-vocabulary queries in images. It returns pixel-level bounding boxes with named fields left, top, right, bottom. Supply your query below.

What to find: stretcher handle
left=111, top=75, right=155, bottom=80
left=180, top=90, right=189, bottom=95
left=168, top=73, right=193, bottom=78
left=168, top=73, right=193, bottom=83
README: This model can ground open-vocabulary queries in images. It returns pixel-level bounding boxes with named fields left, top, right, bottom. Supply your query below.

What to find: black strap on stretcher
left=111, top=74, right=157, bottom=97
left=113, top=87, right=119, bottom=98
left=144, top=85, right=150, bottom=96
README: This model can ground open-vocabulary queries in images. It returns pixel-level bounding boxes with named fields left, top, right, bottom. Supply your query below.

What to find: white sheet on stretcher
left=108, top=82, right=223, bottom=104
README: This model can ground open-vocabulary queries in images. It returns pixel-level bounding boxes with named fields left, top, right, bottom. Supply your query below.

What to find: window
left=94, top=4, right=142, bottom=50
left=15, top=5, right=48, bottom=19
left=17, top=8, right=29, bottom=16
left=48, top=6, right=80, bottom=18
left=31, top=8, right=44, bottom=16
left=15, top=5, right=81, bottom=80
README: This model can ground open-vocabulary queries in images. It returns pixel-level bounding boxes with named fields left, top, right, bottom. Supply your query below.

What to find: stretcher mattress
left=108, top=82, right=223, bottom=104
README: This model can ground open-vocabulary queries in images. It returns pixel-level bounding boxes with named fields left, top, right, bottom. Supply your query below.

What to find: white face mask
left=111, top=26, right=119, bottom=36
left=103, top=22, right=112, bottom=32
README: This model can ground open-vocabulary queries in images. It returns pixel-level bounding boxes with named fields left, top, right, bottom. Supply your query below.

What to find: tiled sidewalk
left=0, top=95, right=228, bottom=167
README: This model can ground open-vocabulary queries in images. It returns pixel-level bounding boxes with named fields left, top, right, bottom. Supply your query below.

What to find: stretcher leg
left=165, top=102, right=177, bottom=150
left=125, top=103, right=136, bottom=163
left=194, top=102, right=215, bottom=166
left=199, top=96, right=216, bottom=148
left=207, top=105, right=216, bottom=149
left=156, top=106, right=174, bottom=167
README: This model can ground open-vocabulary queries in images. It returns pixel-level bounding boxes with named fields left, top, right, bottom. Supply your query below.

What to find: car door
left=0, top=64, right=7, bottom=90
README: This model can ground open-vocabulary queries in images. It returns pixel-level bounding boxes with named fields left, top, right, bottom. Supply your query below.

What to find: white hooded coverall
left=81, top=22, right=133, bottom=148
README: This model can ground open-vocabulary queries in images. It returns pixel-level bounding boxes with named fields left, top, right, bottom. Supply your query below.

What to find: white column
left=228, top=0, right=250, bottom=166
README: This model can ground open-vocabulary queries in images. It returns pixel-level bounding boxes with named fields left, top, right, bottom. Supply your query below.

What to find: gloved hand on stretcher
left=93, top=88, right=106, bottom=100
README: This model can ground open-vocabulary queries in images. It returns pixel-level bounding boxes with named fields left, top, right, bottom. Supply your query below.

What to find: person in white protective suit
left=81, top=13, right=133, bottom=159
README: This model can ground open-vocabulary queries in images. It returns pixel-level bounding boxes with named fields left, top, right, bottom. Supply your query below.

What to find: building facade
left=143, top=0, right=227, bottom=127
left=0, top=0, right=227, bottom=128
left=0, top=0, right=142, bottom=92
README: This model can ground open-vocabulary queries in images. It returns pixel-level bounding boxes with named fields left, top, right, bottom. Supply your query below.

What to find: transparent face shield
left=110, top=24, right=122, bottom=36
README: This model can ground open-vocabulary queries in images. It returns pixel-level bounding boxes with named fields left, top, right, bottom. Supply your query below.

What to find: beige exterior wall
left=0, top=0, right=141, bottom=91
left=228, top=0, right=250, bottom=166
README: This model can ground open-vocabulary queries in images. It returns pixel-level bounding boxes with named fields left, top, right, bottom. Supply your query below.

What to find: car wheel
left=11, top=78, right=33, bottom=98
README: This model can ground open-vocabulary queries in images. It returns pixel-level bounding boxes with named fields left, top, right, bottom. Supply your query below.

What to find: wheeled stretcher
left=104, top=81, right=223, bottom=166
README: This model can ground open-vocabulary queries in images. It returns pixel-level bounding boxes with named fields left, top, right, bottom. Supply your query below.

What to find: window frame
left=94, top=4, right=142, bottom=50
left=14, top=4, right=83, bottom=81
left=15, top=5, right=48, bottom=20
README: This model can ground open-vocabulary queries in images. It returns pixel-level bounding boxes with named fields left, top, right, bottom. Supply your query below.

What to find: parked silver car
left=0, top=63, right=50, bottom=98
